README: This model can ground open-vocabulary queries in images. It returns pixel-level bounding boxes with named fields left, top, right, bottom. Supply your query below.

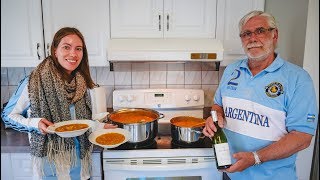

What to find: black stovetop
left=109, top=135, right=212, bottom=150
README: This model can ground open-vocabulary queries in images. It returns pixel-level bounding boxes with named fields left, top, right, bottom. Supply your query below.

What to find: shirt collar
left=239, top=53, right=284, bottom=73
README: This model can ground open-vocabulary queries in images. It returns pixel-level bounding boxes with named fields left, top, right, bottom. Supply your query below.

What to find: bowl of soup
left=46, top=120, right=94, bottom=138
left=88, top=128, right=130, bottom=148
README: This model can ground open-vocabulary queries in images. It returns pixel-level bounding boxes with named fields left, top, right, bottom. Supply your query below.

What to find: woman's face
left=54, top=34, right=83, bottom=74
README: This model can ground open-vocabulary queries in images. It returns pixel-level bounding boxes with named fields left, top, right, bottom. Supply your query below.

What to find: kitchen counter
left=1, top=121, right=104, bottom=153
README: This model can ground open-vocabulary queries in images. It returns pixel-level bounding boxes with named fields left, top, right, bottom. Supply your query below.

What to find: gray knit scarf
left=28, top=57, right=93, bottom=179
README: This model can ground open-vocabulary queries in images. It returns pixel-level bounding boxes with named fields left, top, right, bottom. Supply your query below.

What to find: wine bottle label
left=214, top=143, right=232, bottom=166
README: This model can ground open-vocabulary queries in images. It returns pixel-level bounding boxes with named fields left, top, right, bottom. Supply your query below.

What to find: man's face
left=240, top=16, right=278, bottom=61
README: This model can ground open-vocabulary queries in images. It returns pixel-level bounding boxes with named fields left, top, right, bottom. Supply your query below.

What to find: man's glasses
left=239, top=27, right=275, bottom=39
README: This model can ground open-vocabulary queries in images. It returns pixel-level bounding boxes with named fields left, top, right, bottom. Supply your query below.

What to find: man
left=203, top=10, right=318, bottom=180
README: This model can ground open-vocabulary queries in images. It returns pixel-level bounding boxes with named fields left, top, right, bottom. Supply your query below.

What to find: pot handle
left=159, top=113, right=165, bottom=119
left=185, top=129, right=207, bottom=139
left=192, top=130, right=207, bottom=139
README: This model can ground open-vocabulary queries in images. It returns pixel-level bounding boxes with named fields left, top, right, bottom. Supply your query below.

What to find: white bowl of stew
left=46, top=120, right=94, bottom=138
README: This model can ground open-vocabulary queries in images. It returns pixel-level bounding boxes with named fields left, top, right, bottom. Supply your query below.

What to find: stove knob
left=185, top=95, right=191, bottom=102
left=118, top=95, right=126, bottom=102
left=127, top=95, right=134, bottom=102
left=193, top=95, right=200, bottom=101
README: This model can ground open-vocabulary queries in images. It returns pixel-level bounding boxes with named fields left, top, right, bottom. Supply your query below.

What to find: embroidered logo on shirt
left=307, top=114, right=315, bottom=122
left=265, top=82, right=284, bottom=97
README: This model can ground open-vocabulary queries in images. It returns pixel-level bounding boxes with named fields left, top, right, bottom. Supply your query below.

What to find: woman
left=1, top=27, right=116, bottom=180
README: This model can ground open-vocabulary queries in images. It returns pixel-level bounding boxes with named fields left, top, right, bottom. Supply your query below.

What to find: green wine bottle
left=211, top=110, right=232, bottom=170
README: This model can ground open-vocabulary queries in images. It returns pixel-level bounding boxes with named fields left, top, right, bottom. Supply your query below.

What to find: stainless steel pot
left=170, top=116, right=205, bottom=143
left=107, top=108, right=164, bottom=143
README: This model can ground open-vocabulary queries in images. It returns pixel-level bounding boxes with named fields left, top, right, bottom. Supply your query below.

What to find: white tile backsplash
left=185, top=71, right=202, bottom=84
left=97, top=67, right=114, bottom=86
left=132, top=71, right=149, bottom=85
left=8, top=67, right=25, bottom=85
left=150, top=71, right=166, bottom=85
left=167, top=63, right=184, bottom=71
left=2, top=63, right=225, bottom=108
left=114, top=71, right=131, bottom=86
left=185, top=62, right=202, bottom=71
left=1, top=86, right=10, bottom=107
left=1, top=67, right=8, bottom=86
left=167, top=71, right=184, bottom=84
left=201, top=71, right=219, bottom=84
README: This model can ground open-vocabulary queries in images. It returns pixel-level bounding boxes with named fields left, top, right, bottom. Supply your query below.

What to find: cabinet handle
left=36, top=43, right=41, bottom=60
left=47, top=43, right=50, bottom=57
left=158, top=15, right=161, bottom=31
left=166, top=14, right=169, bottom=31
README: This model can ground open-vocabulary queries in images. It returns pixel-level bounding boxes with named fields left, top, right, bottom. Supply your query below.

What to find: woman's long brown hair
left=50, top=27, right=95, bottom=89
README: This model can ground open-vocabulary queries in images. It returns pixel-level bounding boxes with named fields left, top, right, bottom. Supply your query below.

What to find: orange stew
left=96, top=133, right=125, bottom=145
left=55, top=124, right=89, bottom=132
left=110, top=112, right=154, bottom=124
left=171, top=116, right=205, bottom=128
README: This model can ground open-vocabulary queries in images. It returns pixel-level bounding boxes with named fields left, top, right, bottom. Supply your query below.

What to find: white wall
left=265, top=0, right=309, bottom=67
left=300, top=0, right=319, bottom=179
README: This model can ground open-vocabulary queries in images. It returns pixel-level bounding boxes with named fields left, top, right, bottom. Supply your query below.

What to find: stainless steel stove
left=103, top=89, right=222, bottom=180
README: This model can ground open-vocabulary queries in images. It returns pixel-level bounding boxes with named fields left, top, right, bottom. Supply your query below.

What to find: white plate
left=88, top=128, right=130, bottom=148
left=46, top=120, right=95, bottom=138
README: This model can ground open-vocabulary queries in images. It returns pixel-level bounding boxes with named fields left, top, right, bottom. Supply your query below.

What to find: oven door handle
left=104, top=161, right=215, bottom=171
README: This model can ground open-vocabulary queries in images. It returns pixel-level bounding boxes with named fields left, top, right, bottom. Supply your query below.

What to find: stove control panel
left=113, top=89, right=204, bottom=109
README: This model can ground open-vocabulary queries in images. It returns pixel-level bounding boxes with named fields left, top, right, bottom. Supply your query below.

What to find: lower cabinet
left=1, top=153, right=33, bottom=180
left=1, top=152, right=102, bottom=179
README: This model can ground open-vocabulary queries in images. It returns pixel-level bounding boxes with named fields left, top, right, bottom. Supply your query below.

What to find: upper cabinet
left=2, top=0, right=265, bottom=67
left=110, top=0, right=217, bottom=38
left=42, top=0, right=110, bottom=66
left=1, top=0, right=109, bottom=67
left=1, top=0, right=44, bottom=67
left=216, top=0, right=265, bottom=65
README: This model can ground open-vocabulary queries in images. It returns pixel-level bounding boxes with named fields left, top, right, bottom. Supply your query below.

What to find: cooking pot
left=107, top=108, right=164, bottom=143
left=170, top=116, right=205, bottom=144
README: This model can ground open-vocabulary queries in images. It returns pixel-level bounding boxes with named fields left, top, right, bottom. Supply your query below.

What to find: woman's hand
left=103, top=123, right=118, bottom=129
left=38, top=118, right=53, bottom=135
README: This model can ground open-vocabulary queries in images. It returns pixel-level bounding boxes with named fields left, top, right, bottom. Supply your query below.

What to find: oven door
left=103, top=158, right=222, bottom=180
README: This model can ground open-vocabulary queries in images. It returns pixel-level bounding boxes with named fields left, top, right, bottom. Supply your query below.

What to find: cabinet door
left=11, top=153, right=33, bottom=178
left=42, top=0, right=110, bottom=66
left=110, top=0, right=163, bottom=38
left=1, top=153, right=13, bottom=180
left=1, top=0, right=45, bottom=67
left=217, top=0, right=265, bottom=55
left=110, top=0, right=217, bottom=38
left=164, top=0, right=216, bottom=38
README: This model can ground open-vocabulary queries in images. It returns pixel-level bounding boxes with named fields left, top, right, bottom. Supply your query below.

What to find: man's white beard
left=244, top=40, right=273, bottom=61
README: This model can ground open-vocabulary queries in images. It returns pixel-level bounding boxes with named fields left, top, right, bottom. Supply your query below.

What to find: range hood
left=107, top=38, right=224, bottom=62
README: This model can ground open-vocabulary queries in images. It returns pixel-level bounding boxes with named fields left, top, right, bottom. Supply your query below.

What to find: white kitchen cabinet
left=1, top=153, right=33, bottom=180
left=1, top=153, right=13, bottom=180
left=42, top=0, right=110, bottom=66
left=1, top=0, right=110, bottom=67
left=1, top=152, right=102, bottom=179
left=110, top=0, right=217, bottom=38
left=216, top=0, right=265, bottom=66
left=1, top=0, right=45, bottom=67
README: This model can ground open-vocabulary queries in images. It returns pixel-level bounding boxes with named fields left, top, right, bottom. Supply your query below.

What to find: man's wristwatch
left=252, top=151, right=262, bottom=165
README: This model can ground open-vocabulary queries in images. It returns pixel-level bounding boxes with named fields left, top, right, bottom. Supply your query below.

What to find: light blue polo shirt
left=214, top=54, right=318, bottom=180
